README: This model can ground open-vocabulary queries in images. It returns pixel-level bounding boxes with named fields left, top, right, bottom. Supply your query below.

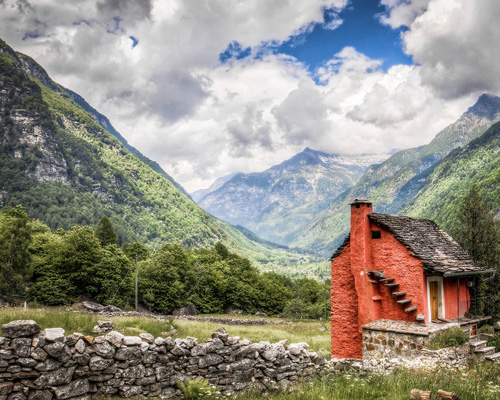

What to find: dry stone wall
left=0, top=320, right=325, bottom=400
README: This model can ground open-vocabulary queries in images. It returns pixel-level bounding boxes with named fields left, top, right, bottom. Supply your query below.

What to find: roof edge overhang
left=442, top=269, right=496, bottom=278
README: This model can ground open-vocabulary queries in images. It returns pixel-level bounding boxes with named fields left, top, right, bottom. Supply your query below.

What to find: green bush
left=427, top=326, right=468, bottom=350
left=487, top=331, right=500, bottom=352
left=478, top=324, right=494, bottom=334
left=176, top=378, right=219, bottom=400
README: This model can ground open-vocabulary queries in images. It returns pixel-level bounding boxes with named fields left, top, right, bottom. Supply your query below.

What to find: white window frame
left=427, top=276, right=446, bottom=320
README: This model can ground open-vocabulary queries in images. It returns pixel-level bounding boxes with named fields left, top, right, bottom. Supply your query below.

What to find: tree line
left=0, top=209, right=330, bottom=318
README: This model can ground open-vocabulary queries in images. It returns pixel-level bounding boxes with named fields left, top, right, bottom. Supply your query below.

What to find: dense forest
left=0, top=206, right=330, bottom=319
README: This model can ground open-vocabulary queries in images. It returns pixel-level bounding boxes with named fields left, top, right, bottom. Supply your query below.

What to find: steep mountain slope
left=0, top=38, right=318, bottom=271
left=191, top=173, right=238, bottom=202
left=62, top=87, right=188, bottom=197
left=292, top=94, right=500, bottom=256
left=403, top=121, right=500, bottom=231
left=197, top=148, right=389, bottom=245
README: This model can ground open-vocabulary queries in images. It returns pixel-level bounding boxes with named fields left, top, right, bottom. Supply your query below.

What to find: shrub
left=427, top=326, right=468, bottom=350
left=478, top=324, right=494, bottom=334
left=176, top=378, right=219, bottom=400
left=487, top=331, right=500, bottom=352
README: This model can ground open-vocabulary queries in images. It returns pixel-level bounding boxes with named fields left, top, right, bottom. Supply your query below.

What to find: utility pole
left=135, top=254, right=138, bottom=311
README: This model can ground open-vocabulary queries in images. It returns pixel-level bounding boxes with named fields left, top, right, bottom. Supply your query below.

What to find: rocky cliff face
left=0, top=38, right=316, bottom=271
left=292, top=94, right=500, bottom=255
left=197, top=148, right=389, bottom=245
left=0, top=45, right=68, bottom=185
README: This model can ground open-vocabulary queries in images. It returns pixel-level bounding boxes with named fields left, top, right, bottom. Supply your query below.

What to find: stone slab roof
left=330, top=213, right=488, bottom=275
left=368, top=213, right=487, bottom=275
left=329, top=235, right=350, bottom=260
left=362, top=319, right=459, bottom=336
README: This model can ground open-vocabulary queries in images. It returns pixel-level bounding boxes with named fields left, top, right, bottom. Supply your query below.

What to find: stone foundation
left=0, top=320, right=325, bottom=400
left=359, top=319, right=472, bottom=371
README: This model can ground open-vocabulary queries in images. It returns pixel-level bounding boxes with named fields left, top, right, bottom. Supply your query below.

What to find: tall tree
left=454, top=185, right=500, bottom=267
left=95, top=216, right=119, bottom=247
left=453, top=185, right=500, bottom=318
left=0, top=206, right=32, bottom=302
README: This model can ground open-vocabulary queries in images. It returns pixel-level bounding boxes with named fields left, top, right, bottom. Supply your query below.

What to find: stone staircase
left=367, top=271, right=424, bottom=322
left=469, top=335, right=500, bottom=362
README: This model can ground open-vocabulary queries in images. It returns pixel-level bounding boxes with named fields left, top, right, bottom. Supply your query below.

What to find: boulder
left=43, top=342, right=65, bottom=358
left=139, top=332, right=154, bottom=343
left=102, top=305, right=122, bottom=313
left=80, top=301, right=104, bottom=312
left=123, top=336, right=142, bottom=346
left=94, top=341, right=115, bottom=358
left=92, top=320, right=114, bottom=333
left=254, top=311, right=268, bottom=317
left=172, top=304, right=197, bottom=316
left=88, top=356, right=114, bottom=371
left=50, top=379, right=89, bottom=400
left=27, top=390, right=53, bottom=400
left=43, top=328, right=65, bottom=342
left=2, top=320, right=41, bottom=338
left=105, top=331, right=124, bottom=347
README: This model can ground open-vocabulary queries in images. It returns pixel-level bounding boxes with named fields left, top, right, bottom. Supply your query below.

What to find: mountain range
left=194, top=149, right=390, bottom=245
left=0, top=38, right=320, bottom=272
left=290, top=93, right=500, bottom=256
left=1, top=35, right=498, bottom=273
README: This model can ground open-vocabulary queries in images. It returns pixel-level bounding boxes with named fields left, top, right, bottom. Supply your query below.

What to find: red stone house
left=330, top=199, right=492, bottom=359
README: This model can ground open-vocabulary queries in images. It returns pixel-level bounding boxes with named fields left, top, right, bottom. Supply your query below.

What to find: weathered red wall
left=331, top=242, right=362, bottom=359
left=331, top=202, right=430, bottom=359
left=369, top=223, right=427, bottom=323
left=443, top=278, right=470, bottom=319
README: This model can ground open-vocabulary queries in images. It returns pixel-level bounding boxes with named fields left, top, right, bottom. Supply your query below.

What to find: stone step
left=379, top=278, right=395, bottom=283
left=392, top=291, right=406, bottom=297
left=470, top=340, right=487, bottom=350
left=475, top=346, right=496, bottom=356
left=396, top=299, right=412, bottom=305
left=485, top=352, right=500, bottom=361
left=405, top=305, right=418, bottom=313
left=372, top=296, right=383, bottom=302
left=367, top=270, right=386, bottom=279
left=368, top=280, right=380, bottom=284
left=416, top=314, right=425, bottom=322
left=384, top=283, right=400, bottom=288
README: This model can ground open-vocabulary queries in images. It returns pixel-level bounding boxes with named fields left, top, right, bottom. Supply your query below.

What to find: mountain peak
left=465, top=93, right=500, bottom=120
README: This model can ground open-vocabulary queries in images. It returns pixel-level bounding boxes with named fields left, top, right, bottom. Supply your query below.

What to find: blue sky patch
left=129, top=36, right=139, bottom=48
left=219, top=41, right=252, bottom=63
left=218, top=0, right=412, bottom=73
left=278, top=0, right=412, bottom=72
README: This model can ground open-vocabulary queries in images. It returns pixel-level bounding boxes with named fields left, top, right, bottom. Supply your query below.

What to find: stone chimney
left=349, top=199, right=376, bottom=325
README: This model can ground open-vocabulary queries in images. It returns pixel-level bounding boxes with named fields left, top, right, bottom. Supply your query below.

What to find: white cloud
left=379, top=0, right=431, bottom=28
left=401, top=0, right=500, bottom=99
left=0, top=0, right=492, bottom=192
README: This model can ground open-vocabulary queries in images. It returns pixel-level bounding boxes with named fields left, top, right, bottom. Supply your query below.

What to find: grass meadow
left=0, top=308, right=330, bottom=355
left=1, top=308, right=500, bottom=399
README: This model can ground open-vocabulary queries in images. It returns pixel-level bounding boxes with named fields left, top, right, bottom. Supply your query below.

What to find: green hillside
left=292, top=95, right=500, bottom=256
left=0, top=38, right=319, bottom=272
left=403, top=121, right=500, bottom=231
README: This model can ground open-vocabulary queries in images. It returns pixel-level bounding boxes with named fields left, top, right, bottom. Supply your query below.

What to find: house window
left=371, top=230, right=381, bottom=239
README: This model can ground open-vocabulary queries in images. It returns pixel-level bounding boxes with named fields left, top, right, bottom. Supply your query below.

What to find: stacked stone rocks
left=0, top=320, right=325, bottom=400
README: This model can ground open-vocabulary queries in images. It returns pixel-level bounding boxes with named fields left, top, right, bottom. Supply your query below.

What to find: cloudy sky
left=1, top=0, right=499, bottom=191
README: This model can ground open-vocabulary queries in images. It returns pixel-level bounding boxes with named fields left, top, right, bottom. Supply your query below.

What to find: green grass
left=237, top=365, right=500, bottom=400
left=174, top=319, right=330, bottom=357
left=426, top=326, right=468, bottom=350
left=0, top=308, right=331, bottom=355
left=0, top=308, right=172, bottom=337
